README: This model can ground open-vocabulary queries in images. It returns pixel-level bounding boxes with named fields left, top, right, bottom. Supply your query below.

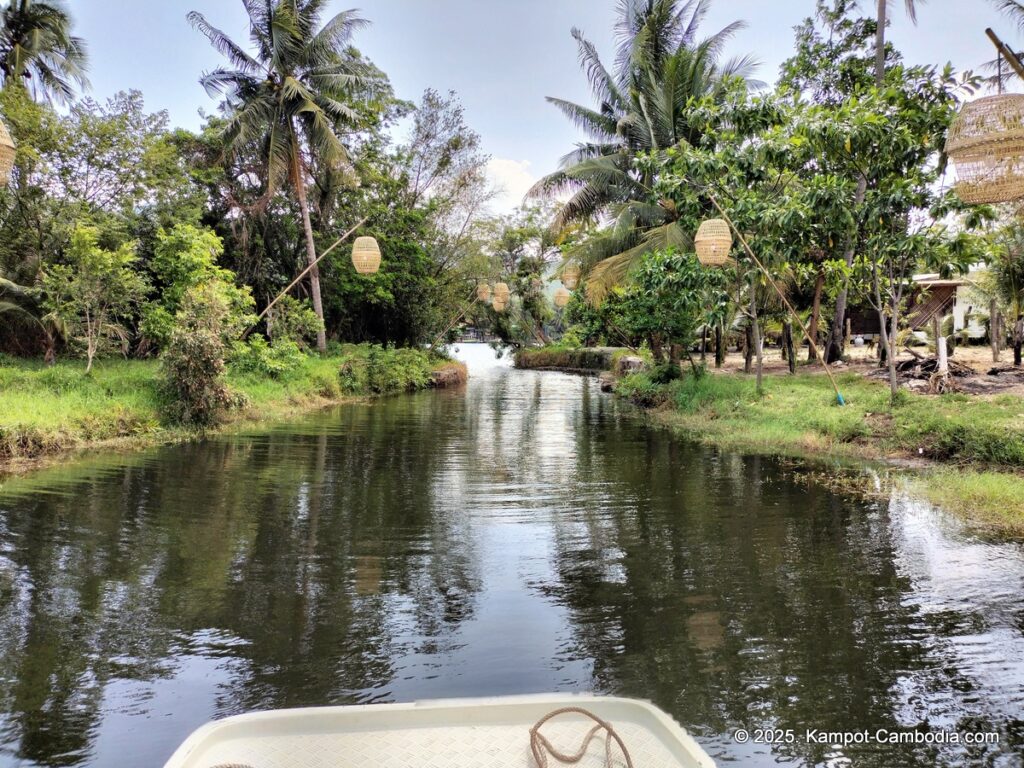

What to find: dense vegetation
left=0, top=0, right=524, bottom=432
left=530, top=0, right=1023, bottom=401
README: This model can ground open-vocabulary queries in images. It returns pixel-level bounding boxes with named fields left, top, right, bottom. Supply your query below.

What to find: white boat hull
left=162, top=693, right=716, bottom=768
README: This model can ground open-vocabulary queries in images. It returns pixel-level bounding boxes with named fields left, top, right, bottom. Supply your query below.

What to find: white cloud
left=486, top=157, right=537, bottom=214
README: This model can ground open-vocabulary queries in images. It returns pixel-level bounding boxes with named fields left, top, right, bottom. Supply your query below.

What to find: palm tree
left=529, top=0, right=756, bottom=299
left=874, top=1, right=923, bottom=84
left=0, top=0, right=88, bottom=104
left=189, top=0, right=375, bottom=353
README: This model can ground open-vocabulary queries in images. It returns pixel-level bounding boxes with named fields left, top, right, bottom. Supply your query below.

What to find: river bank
left=0, top=346, right=467, bottom=472
left=515, top=347, right=1024, bottom=533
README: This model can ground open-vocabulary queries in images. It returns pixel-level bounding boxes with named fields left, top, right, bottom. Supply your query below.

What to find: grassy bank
left=614, top=369, right=1024, bottom=532
left=0, top=346, right=466, bottom=465
left=514, top=346, right=647, bottom=373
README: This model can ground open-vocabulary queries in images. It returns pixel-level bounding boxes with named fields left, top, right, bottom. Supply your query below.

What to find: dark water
left=0, top=344, right=1022, bottom=767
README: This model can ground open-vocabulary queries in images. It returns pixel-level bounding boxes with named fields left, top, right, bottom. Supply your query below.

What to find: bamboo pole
left=430, top=295, right=479, bottom=348
left=707, top=194, right=847, bottom=405
left=986, top=28, right=1024, bottom=81
left=245, top=217, right=368, bottom=338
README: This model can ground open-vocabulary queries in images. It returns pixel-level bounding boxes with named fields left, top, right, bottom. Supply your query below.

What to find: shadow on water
left=0, top=343, right=1022, bottom=767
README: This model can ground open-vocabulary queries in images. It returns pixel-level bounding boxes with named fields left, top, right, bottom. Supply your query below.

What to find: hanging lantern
left=561, top=262, right=581, bottom=290
left=351, top=236, right=382, bottom=274
left=946, top=94, right=1024, bottom=204
left=694, top=219, right=732, bottom=266
left=493, top=282, right=511, bottom=302
left=476, top=282, right=491, bottom=302
left=491, top=296, right=507, bottom=313
left=0, top=118, right=15, bottom=186
left=554, top=287, right=571, bottom=308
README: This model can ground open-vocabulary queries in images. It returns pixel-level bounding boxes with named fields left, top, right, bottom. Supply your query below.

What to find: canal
left=0, top=344, right=1021, bottom=766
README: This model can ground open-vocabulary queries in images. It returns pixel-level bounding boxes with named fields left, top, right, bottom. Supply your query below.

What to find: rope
left=529, top=707, right=635, bottom=768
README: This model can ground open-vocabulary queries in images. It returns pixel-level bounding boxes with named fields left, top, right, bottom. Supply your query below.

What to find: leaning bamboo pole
left=244, top=217, right=368, bottom=339
left=707, top=194, right=847, bottom=405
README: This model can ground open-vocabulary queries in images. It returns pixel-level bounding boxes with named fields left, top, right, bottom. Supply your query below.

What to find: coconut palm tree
left=0, top=0, right=88, bottom=104
left=874, top=1, right=923, bottom=85
left=529, top=0, right=757, bottom=299
left=189, top=0, right=375, bottom=353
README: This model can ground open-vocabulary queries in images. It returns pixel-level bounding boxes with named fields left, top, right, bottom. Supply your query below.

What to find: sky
left=74, top=0, right=1020, bottom=212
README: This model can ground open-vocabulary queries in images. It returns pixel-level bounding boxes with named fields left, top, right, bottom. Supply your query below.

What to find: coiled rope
left=529, top=707, right=634, bottom=768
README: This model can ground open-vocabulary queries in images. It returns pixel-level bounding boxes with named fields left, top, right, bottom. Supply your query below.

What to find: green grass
left=0, top=346, right=460, bottom=462
left=514, top=347, right=620, bottom=371
left=613, top=368, right=1024, bottom=532
left=907, top=470, right=1024, bottom=533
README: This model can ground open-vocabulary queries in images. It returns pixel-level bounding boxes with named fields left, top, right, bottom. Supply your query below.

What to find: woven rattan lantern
left=493, top=281, right=511, bottom=303
left=491, top=296, right=507, bottom=313
left=477, top=282, right=491, bottom=302
left=351, top=236, right=382, bottom=274
left=554, top=287, right=571, bottom=308
left=694, top=219, right=732, bottom=266
left=561, top=262, right=580, bottom=290
left=0, top=119, right=15, bottom=186
left=946, top=94, right=1024, bottom=204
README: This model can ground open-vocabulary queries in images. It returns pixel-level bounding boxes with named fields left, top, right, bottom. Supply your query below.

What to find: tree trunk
left=291, top=136, right=327, bottom=354
left=744, top=321, right=754, bottom=374
left=828, top=1, right=887, bottom=364
left=700, top=325, right=707, bottom=363
left=875, top=0, right=887, bottom=86
left=750, top=297, right=763, bottom=394
left=783, top=320, right=796, bottom=374
left=1015, top=316, right=1023, bottom=367
left=650, top=335, right=665, bottom=364
left=809, top=268, right=824, bottom=361
left=991, top=300, right=1001, bottom=363
left=714, top=323, right=724, bottom=369
left=878, top=309, right=898, bottom=399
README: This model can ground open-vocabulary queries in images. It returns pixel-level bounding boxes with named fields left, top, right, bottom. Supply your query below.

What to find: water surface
left=0, top=344, right=1022, bottom=767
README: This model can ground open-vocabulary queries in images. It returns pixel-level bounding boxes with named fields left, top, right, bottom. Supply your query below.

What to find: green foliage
left=514, top=347, right=616, bottom=371
left=617, top=248, right=725, bottom=360
left=266, top=294, right=322, bottom=348
left=530, top=0, right=759, bottom=296
left=337, top=345, right=436, bottom=394
left=614, top=372, right=670, bottom=407
left=0, top=0, right=89, bottom=104
left=142, top=223, right=254, bottom=349
left=229, top=335, right=305, bottom=379
left=42, top=225, right=148, bottom=371
left=159, top=284, right=238, bottom=426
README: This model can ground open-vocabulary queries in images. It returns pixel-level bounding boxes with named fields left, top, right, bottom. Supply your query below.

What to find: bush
left=230, top=336, right=305, bottom=379
left=615, top=372, right=669, bottom=407
left=649, top=362, right=682, bottom=384
left=337, top=346, right=436, bottom=395
left=160, top=285, right=239, bottom=426
left=366, top=347, right=433, bottom=393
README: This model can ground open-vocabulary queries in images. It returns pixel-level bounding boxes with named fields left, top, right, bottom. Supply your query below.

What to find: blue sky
left=75, top=0, right=1018, bottom=211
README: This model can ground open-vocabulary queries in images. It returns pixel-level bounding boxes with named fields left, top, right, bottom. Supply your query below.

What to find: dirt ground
left=706, top=342, right=1024, bottom=398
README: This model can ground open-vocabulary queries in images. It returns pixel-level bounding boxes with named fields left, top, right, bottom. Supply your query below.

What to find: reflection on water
left=0, top=344, right=1022, bottom=767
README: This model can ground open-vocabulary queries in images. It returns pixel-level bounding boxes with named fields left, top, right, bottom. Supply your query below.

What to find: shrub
left=615, top=372, right=669, bottom=407
left=266, top=295, right=322, bottom=349
left=230, top=335, right=305, bottom=379
left=649, top=362, right=681, bottom=384
left=160, top=285, right=238, bottom=426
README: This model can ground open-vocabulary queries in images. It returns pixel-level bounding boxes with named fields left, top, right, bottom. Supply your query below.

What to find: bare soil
left=707, top=343, right=1024, bottom=398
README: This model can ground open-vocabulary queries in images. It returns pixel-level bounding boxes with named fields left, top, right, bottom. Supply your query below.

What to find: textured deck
left=198, top=720, right=671, bottom=767
left=164, top=695, right=715, bottom=768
